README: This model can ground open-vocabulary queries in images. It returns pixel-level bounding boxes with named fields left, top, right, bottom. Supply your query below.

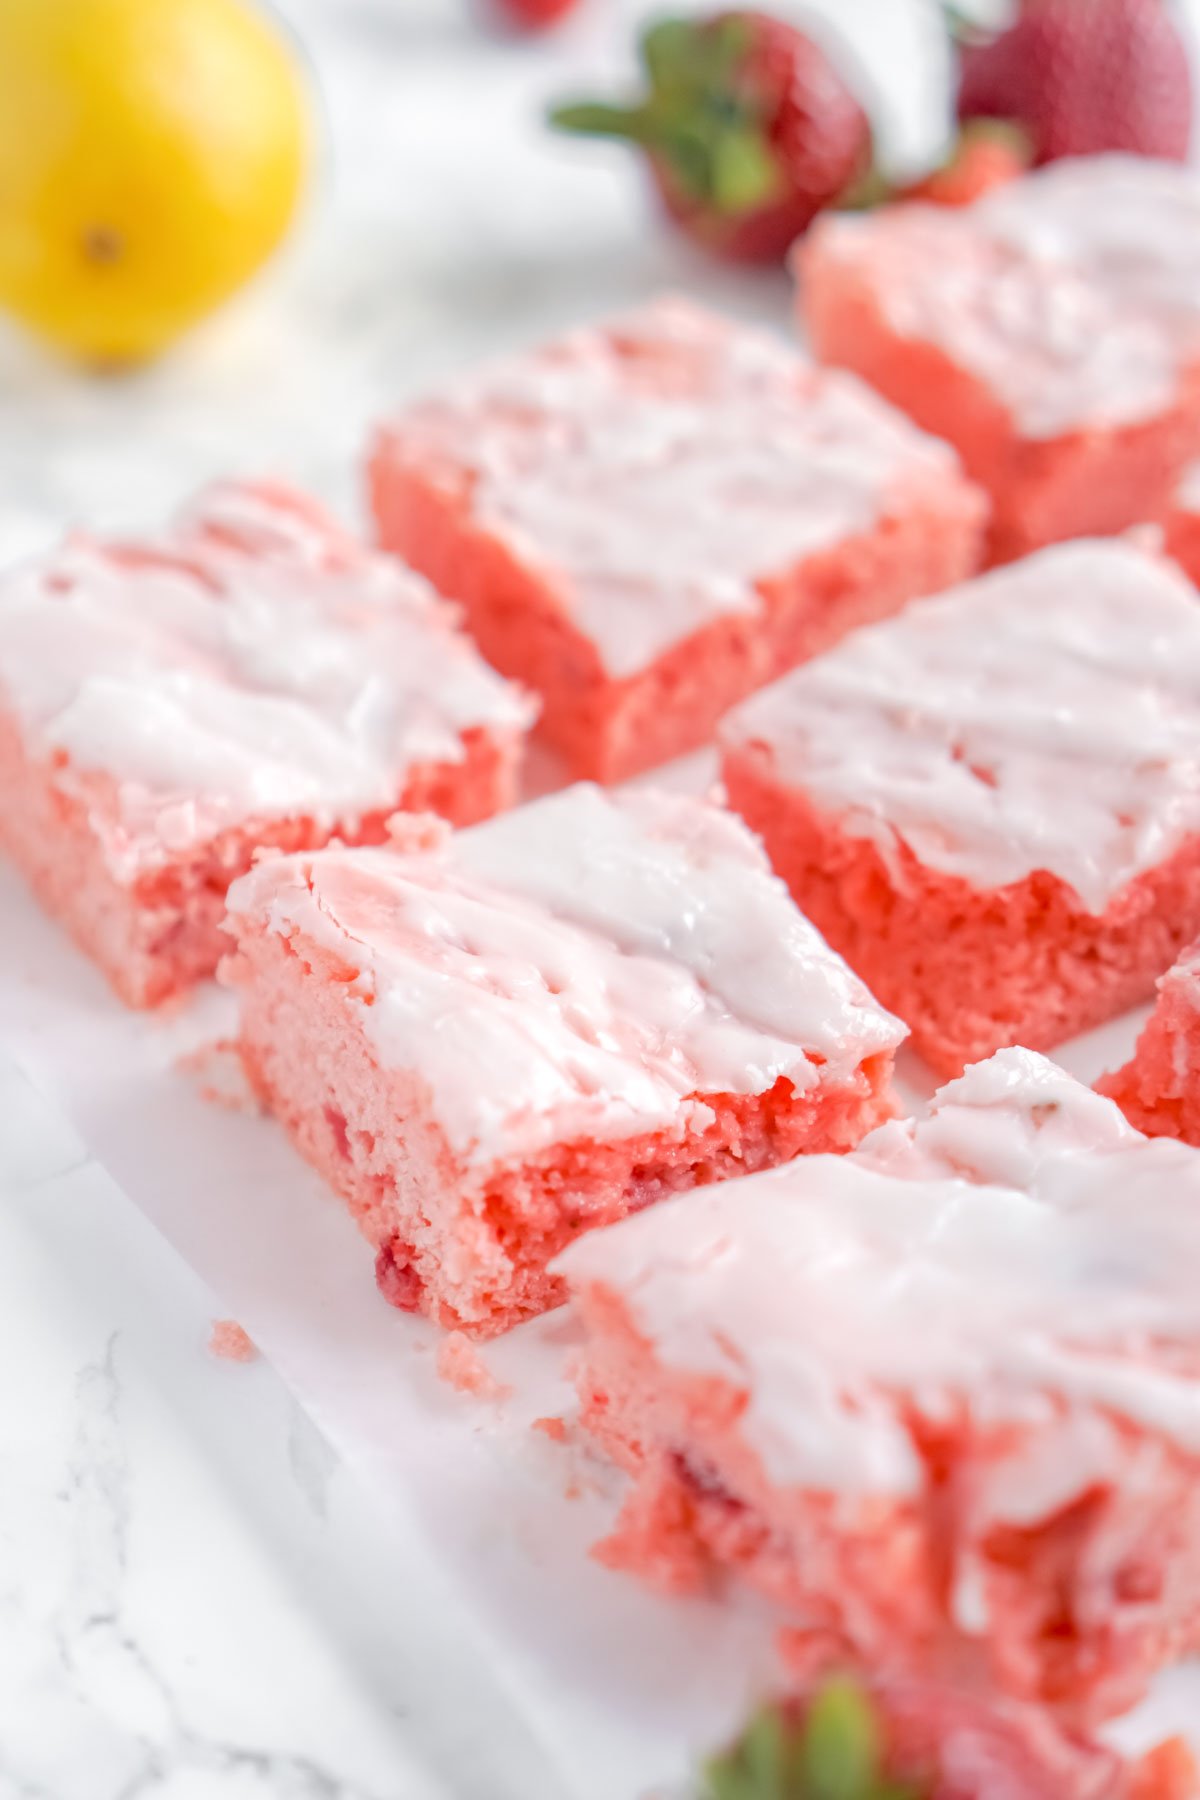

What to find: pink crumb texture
left=436, top=1332, right=512, bottom=1401
left=369, top=295, right=986, bottom=783
left=222, top=781, right=905, bottom=1339
left=554, top=1050, right=1200, bottom=1728
left=1099, top=939, right=1200, bottom=1146
left=208, top=1320, right=258, bottom=1363
left=176, top=1039, right=262, bottom=1114
left=721, top=538, right=1200, bottom=1078
left=798, top=157, right=1200, bottom=563
left=0, top=479, right=533, bottom=1008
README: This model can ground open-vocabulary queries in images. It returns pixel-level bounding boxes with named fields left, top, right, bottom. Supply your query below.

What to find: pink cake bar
left=798, top=156, right=1200, bottom=562
left=556, top=1048, right=1200, bottom=1725
left=222, top=783, right=905, bottom=1337
left=369, top=297, right=986, bottom=782
left=1099, top=939, right=1200, bottom=1146
left=721, top=538, right=1200, bottom=1078
left=0, top=481, right=533, bottom=1007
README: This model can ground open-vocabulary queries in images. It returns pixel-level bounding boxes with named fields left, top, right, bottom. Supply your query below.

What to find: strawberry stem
left=550, top=11, right=781, bottom=217
left=549, top=101, right=655, bottom=143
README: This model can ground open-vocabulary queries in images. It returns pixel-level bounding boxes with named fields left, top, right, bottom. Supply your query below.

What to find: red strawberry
left=905, top=121, right=1031, bottom=207
left=956, top=0, right=1192, bottom=166
left=494, top=0, right=578, bottom=28
left=550, top=12, right=871, bottom=264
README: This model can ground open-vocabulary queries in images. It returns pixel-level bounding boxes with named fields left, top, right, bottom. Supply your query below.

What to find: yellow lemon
left=0, top=0, right=310, bottom=364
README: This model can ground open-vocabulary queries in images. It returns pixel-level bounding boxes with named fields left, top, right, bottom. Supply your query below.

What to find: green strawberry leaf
left=642, top=14, right=753, bottom=93
left=798, top=1681, right=882, bottom=1800
left=642, top=18, right=698, bottom=87
left=710, top=128, right=784, bottom=213
left=548, top=101, right=654, bottom=142
left=702, top=1688, right=925, bottom=1800
left=742, top=1705, right=789, bottom=1798
left=551, top=9, right=785, bottom=218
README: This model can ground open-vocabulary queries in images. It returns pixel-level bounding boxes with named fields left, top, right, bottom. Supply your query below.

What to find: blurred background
left=8, top=0, right=1182, bottom=562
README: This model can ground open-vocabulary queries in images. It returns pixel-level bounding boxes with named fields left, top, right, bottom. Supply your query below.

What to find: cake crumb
left=385, top=810, right=450, bottom=853
left=533, top=1414, right=568, bottom=1442
left=177, top=1040, right=260, bottom=1114
left=436, top=1331, right=512, bottom=1401
left=209, top=1320, right=258, bottom=1363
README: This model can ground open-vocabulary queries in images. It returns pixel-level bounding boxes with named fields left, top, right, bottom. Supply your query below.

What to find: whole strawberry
left=550, top=12, right=872, bottom=263
left=957, top=0, right=1192, bottom=166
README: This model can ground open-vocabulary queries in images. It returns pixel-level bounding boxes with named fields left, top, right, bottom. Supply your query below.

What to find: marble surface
left=0, top=1060, right=577, bottom=1800
left=5, top=2, right=1200, bottom=1796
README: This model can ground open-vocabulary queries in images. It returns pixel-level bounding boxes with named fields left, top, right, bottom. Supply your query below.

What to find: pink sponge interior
left=227, top=916, right=898, bottom=1337
left=1100, top=951, right=1200, bottom=1146
left=723, top=740, right=1200, bottom=1077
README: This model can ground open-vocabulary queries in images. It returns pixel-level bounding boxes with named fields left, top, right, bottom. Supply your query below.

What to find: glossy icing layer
left=0, top=482, right=533, bottom=879
left=810, top=155, right=1200, bottom=439
left=381, top=298, right=960, bottom=677
left=226, top=783, right=904, bottom=1168
left=723, top=539, right=1200, bottom=912
left=557, top=1048, right=1200, bottom=1507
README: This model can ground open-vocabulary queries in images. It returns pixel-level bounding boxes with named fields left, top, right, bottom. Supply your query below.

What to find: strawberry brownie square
left=1099, top=939, right=1200, bottom=1146
left=222, top=783, right=905, bottom=1337
left=721, top=537, right=1200, bottom=1078
left=799, top=156, right=1200, bottom=562
left=557, top=1048, right=1200, bottom=1725
left=369, top=297, right=986, bottom=782
left=0, top=480, right=533, bottom=1007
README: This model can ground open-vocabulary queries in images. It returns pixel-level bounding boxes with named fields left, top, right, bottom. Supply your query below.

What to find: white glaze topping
left=382, top=297, right=966, bottom=678
left=809, top=155, right=1200, bottom=438
left=0, top=482, right=533, bottom=880
left=226, top=783, right=905, bottom=1169
left=556, top=1048, right=1200, bottom=1509
left=723, top=538, right=1200, bottom=912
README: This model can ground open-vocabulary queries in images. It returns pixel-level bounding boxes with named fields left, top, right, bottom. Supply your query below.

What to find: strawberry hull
left=551, top=10, right=870, bottom=264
